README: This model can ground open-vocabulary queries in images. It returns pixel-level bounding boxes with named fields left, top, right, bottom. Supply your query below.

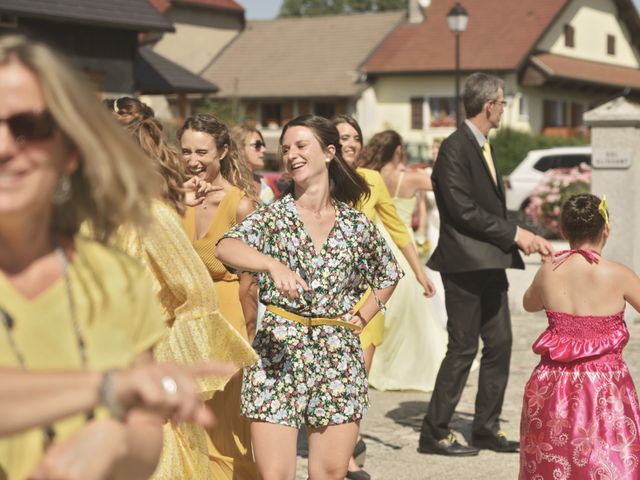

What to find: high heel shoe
left=353, top=438, right=367, bottom=467
left=346, top=469, right=371, bottom=480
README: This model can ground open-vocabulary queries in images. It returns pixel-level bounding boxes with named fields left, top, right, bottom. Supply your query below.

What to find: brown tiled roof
left=201, top=11, right=404, bottom=98
left=529, top=53, right=640, bottom=90
left=362, top=0, right=568, bottom=74
left=173, top=0, right=244, bottom=12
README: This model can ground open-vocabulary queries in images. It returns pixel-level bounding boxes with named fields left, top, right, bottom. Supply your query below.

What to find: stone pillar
left=584, top=97, right=640, bottom=272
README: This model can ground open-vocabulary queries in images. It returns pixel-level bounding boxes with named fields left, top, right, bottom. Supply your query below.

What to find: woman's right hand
left=267, top=259, right=309, bottom=299
left=183, top=177, right=221, bottom=207
left=111, top=361, right=236, bottom=426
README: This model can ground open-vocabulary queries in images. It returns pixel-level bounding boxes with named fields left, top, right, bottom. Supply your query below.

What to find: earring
left=53, top=175, right=72, bottom=205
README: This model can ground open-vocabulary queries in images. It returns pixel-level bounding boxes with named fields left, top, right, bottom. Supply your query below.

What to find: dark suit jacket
left=427, top=122, right=524, bottom=273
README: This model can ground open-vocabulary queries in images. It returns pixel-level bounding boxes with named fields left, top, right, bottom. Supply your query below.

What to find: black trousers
left=421, top=269, right=512, bottom=440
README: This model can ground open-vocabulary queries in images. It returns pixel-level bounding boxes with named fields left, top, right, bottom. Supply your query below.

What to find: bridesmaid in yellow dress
left=178, top=113, right=259, bottom=479
left=332, top=115, right=435, bottom=479
left=0, top=36, right=169, bottom=479
left=358, top=130, right=448, bottom=392
left=109, top=98, right=258, bottom=479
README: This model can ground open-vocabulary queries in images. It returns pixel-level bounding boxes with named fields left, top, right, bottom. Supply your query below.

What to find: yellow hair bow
left=598, top=195, right=609, bottom=225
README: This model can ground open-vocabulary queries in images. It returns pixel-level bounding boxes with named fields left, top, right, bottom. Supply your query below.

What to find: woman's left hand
left=417, top=273, right=436, bottom=298
left=29, top=419, right=127, bottom=480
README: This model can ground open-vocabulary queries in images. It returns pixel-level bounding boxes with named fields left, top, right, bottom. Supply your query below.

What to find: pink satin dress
left=520, top=250, right=640, bottom=479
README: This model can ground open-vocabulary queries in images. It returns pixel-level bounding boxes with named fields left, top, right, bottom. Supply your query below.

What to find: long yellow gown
left=0, top=236, right=166, bottom=480
left=355, top=167, right=412, bottom=349
left=119, top=200, right=257, bottom=479
left=183, top=187, right=257, bottom=480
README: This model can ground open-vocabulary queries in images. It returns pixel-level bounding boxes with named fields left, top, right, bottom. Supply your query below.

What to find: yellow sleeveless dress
left=355, top=168, right=412, bottom=349
left=183, top=187, right=257, bottom=480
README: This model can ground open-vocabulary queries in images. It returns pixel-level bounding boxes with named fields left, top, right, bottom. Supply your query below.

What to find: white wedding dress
left=369, top=172, right=448, bottom=392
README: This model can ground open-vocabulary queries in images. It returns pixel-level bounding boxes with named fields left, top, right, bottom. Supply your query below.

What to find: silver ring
left=160, top=376, right=178, bottom=395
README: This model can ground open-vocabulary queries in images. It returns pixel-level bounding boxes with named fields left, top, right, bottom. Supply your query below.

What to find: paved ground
left=294, top=244, right=640, bottom=479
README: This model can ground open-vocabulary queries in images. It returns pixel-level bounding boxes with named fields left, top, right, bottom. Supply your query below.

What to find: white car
left=505, top=146, right=591, bottom=212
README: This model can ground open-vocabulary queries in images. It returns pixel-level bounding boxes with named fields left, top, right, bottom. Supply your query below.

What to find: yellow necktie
left=482, top=142, right=497, bottom=185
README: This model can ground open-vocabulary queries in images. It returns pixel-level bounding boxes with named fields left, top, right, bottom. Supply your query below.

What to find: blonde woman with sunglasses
left=231, top=125, right=275, bottom=205
left=0, top=35, right=219, bottom=480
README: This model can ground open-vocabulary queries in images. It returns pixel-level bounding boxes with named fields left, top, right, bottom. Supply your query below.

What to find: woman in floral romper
left=216, top=115, right=403, bottom=480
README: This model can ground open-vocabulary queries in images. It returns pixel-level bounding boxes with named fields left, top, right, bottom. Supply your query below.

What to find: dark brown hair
left=560, top=193, right=608, bottom=244
left=279, top=115, right=370, bottom=206
left=357, top=130, right=403, bottom=171
left=108, top=97, right=187, bottom=216
left=331, top=114, right=363, bottom=148
left=178, top=114, right=257, bottom=203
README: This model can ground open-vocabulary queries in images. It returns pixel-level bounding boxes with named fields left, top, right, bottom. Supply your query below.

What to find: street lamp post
left=447, top=2, right=469, bottom=127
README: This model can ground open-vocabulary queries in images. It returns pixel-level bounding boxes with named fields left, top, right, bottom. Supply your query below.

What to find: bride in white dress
left=362, top=130, right=448, bottom=392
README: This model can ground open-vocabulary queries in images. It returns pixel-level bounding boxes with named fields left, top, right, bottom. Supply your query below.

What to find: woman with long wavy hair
left=0, top=35, right=224, bottom=480
left=230, top=125, right=275, bottom=204
left=178, top=113, right=259, bottom=479
left=216, top=114, right=402, bottom=480
left=109, top=98, right=258, bottom=479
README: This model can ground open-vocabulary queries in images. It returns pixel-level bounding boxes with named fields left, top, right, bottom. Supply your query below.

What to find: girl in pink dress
left=520, top=193, right=640, bottom=479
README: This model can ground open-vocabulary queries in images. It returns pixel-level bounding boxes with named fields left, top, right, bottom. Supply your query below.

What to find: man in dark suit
left=418, top=73, right=553, bottom=456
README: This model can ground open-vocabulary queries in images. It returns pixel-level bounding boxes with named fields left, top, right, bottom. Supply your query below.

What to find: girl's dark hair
left=280, top=115, right=370, bottom=206
left=357, top=130, right=403, bottom=171
left=331, top=114, right=363, bottom=147
left=560, top=193, right=608, bottom=244
left=177, top=113, right=257, bottom=203
left=107, top=97, right=187, bottom=215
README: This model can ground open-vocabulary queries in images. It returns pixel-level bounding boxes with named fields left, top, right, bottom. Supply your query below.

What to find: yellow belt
left=265, top=290, right=370, bottom=333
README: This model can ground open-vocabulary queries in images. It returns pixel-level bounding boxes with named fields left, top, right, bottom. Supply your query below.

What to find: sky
left=237, top=0, right=640, bottom=21
left=235, top=0, right=282, bottom=20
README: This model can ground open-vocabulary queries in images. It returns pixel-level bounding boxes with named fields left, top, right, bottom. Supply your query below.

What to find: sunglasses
left=1, top=110, right=56, bottom=143
left=249, top=140, right=265, bottom=152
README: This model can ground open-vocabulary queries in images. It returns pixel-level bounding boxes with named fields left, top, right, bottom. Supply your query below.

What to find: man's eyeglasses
left=491, top=99, right=508, bottom=107
left=249, top=140, right=266, bottom=152
left=1, top=110, right=56, bottom=143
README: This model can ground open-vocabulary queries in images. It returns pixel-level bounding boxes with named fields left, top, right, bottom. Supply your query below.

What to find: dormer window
left=607, top=34, right=616, bottom=55
left=564, top=24, right=575, bottom=48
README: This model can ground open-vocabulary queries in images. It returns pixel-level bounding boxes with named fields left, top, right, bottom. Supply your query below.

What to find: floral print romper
left=222, top=194, right=403, bottom=428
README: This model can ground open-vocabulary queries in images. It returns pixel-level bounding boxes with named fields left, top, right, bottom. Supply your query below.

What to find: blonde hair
left=109, top=97, right=187, bottom=216
left=230, top=124, right=264, bottom=170
left=178, top=114, right=257, bottom=204
left=0, top=35, right=159, bottom=242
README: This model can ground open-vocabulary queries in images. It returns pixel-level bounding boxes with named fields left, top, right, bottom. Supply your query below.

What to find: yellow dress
left=118, top=200, right=257, bottom=480
left=0, top=236, right=166, bottom=480
left=356, top=168, right=412, bottom=349
left=183, top=187, right=257, bottom=480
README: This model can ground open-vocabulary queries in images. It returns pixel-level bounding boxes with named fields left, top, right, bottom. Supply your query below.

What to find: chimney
left=408, top=0, right=428, bottom=24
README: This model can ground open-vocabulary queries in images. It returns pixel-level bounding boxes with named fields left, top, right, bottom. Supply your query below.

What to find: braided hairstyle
left=107, top=97, right=187, bottom=215
left=560, top=193, right=608, bottom=244
left=357, top=130, right=403, bottom=171
left=178, top=114, right=258, bottom=204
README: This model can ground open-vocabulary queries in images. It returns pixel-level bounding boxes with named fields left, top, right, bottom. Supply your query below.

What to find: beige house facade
left=361, top=0, right=640, bottom=159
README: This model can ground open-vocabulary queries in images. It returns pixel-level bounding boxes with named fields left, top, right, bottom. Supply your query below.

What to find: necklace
left=0, top=245, right=92, bottom=450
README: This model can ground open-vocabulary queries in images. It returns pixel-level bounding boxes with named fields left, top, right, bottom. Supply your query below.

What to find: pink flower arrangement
left=525, top=163, right=591, bottom=237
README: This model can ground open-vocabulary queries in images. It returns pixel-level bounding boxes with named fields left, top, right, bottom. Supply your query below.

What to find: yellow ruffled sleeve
left=357, top=168, right=412, bottom=249
left=121, top=202, right=257, bottom=398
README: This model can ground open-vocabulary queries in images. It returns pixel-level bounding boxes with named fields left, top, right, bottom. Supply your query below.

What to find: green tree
left=280, top=0, right=406, bottom=16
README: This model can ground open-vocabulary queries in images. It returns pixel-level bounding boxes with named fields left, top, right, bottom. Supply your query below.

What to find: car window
left=533, top=154, right=590, bottom=172
left=533, top=155, right=558, bottom=172
left=558, top=154, right=590, bottom=168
